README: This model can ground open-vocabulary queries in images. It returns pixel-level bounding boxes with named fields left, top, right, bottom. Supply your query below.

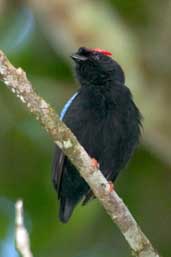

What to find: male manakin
left=53, top=47, right=142, bottom=223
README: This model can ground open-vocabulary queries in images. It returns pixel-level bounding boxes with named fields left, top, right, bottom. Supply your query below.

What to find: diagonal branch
left=0, top=50, right=160, bottom=257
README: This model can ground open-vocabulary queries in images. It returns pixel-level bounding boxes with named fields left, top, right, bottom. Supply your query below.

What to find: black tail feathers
left=59, top=197, right=76, bottom=223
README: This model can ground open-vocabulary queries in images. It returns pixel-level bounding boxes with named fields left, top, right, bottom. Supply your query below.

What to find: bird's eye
left=93, top=54, right=100, bottom=61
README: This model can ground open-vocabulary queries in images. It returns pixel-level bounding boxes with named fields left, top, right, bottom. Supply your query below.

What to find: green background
left=0, top=1, right=171, bottom=257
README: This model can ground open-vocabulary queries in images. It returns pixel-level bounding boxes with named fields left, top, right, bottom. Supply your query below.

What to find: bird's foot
left=108, top=181, right=114, bottom=192
left=91, top=158, right=100, bottom=169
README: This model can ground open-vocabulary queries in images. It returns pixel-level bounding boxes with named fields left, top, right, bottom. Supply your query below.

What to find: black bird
left=53, top=47, right=142, bottom=223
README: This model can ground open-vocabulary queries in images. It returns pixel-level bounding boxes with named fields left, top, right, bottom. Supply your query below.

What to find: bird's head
left=71, top=47, right=125, bottom=86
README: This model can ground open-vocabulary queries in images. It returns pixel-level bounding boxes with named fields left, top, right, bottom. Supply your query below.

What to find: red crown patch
left=91, top=48, right=112, bottom=56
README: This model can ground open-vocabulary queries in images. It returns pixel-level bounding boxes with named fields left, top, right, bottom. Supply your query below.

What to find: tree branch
left=0, top=50, right=160, bottom=257
left=15, top=200, right=33, bottom=257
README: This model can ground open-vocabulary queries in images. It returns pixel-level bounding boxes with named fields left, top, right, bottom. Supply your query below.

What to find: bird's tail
left=59, top=197, right=76, bottom=223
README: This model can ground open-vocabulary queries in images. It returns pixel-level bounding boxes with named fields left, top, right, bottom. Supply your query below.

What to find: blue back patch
left=60, top=92, right=78, bottom=120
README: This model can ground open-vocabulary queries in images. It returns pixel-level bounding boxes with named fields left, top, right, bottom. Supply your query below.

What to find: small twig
left=0, top=50, right=160, bottom=257
left=15, top=200, right=33, bottom=257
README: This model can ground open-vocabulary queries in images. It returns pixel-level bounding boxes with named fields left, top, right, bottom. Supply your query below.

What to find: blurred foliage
left=108, top=0, right=149, bottom=26
left=0, top=1, right=171, bottom=257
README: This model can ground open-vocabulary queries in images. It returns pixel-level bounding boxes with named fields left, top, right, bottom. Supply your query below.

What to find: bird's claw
left=91, top=158, right=100, bottom=169
left=108, top=181, right=114, bottom=192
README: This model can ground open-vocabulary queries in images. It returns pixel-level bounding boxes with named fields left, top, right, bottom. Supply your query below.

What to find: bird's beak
left=70, top=53, right=88, bottom=62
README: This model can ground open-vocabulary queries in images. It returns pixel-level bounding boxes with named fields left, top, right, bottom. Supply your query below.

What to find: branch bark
left=15, top=200, right=33, bottom=257
left=0, top=50, right=160, bottom=257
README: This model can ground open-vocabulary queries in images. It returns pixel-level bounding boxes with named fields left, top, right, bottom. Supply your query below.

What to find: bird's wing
left=52, top=146, right=65, bottom=198
left=60, top=92, right=78, bottom=120
left=52, top=92, right=79, bottom=197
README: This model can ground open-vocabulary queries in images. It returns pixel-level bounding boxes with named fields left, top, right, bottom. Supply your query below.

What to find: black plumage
left=53, top=47, right=142, bottom=223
